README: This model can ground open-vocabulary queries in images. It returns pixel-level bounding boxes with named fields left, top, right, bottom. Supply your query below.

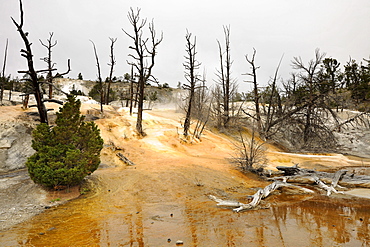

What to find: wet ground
left=1, top=107, right=370, bottom=246
left=1, top=170, right=370, bottom=247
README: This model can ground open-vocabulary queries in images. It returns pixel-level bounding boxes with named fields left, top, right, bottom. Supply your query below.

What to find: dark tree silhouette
left=123, top=7, right=163, bottom=136
left=106, top=37, right=117, bottom=104
left=245, top=48, right=262, bottom=132
left=12, top=0, right=70, bottom=124
left=215, top=26, right=236, bottom=127
left=39, top=32, right=57, bottom=99
left=0, top=39, right=8, bottom=104
left=90, top=40, right=104, bottom=112
left=183, top=30, right=201, bottom=138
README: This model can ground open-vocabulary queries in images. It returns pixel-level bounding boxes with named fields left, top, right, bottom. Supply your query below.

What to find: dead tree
left=182, top=30, right=201, bottom=138
left=90, top=40, right=104, bottom=112
left=233, top=128, right=267, bottom=172
left=12, top=0, right=49, bottom=123
left=257, top=55, right=284, bottom=140
left=123, top=7, right=163, bottom=136
left=192, top=72, right=211, bottom=139
left=12, top=0, right=71, bottom=123
left=1, top=39, right=8, bottom=104
left=215, top=26, right=237, bottom=127
left=106, top=37, right=117, bottom=104
left=39, top=32, right=71, bottom=101
left=245, top=48, right=262, bottom=132
left=39, top=32, right=57, bottom=99
left=291, top=49, right=326, bottom=144
left=290, top=49, right=339, bottom=149
left=210, top=85, right=223, bottom=127
left=129, top=65, right=135, bottom=115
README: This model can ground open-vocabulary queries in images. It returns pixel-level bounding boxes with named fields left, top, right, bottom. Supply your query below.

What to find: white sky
left=1, top=0, right=369, bottom=92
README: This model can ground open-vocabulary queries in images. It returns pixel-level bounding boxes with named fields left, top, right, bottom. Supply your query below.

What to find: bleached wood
left=210, top=181, right=314, bottom=212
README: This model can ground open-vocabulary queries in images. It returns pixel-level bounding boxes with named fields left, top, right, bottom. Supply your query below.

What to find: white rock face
left=0, top=121, right=35, bottom=172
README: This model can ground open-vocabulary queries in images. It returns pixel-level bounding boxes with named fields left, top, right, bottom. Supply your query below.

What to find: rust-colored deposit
left=1, top=106, right=370, bottom=246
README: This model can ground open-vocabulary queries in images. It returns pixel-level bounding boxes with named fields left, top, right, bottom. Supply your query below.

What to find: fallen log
left=211, top=165, right=370, bottom=212
left=276, top=164, right=301, bottom=176
left=116, top=153, right=136, bottom=166
left=331, top=169, right=347, bottom=188
left=272, top=166, right=370, bottom=188
left=313, top=176, right=344, bottom=196
left=210, top=181, right=314, bottom=212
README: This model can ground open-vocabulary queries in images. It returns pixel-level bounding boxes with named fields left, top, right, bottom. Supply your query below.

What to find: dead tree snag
left=123, top=7, right=163, bottom=136
left=12, top=0, right=70, bottom=123
left=183, top=30, right=201, bottom=138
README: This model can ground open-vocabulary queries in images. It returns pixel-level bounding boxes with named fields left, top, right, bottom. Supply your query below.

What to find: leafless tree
left=215, top=26, right=237, bottom=127
left=129, top=65, right=136, bottom=115
left=192, top=71, right=211, bottom=139
left=39, top=32, right=57, bottom=99
left=233, top=128, right=267, bottom=172
left=259, top=49, right=339, bottom=150
left=106, top=37, right=117, bottom=104
left=209, top=85, right=224, bottom=128
left=11, top=0, right=70, bottom=124
left=244, top=48, right=262, bottom=132
left=123, top=7, right=163, bottom=136
left=291, top=48, right=333, bottom=146
left=256, top=55, right=284, bottom=140
left=90, top=40, right=104, bottom=112
left=39, top=32, right=71, bottom=100
left=1, top=39, right=9, bottom=104
left=183, top=30, right=201, bottom=138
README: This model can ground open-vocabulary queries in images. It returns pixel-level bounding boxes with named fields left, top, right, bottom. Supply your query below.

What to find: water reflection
left=272, top=196, right=370, bottom=246
left=1, top=189, right=370, bottom=246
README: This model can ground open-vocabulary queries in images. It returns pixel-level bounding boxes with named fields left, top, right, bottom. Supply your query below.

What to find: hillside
left=1, top=82, right=370, bottom=245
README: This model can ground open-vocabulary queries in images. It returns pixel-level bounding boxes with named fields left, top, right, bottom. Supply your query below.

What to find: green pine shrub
left=26, top=95, right=104, bottom=189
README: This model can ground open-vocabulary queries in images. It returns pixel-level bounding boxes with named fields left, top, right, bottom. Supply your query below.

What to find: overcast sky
left=1, top=0, right=369, bottom=92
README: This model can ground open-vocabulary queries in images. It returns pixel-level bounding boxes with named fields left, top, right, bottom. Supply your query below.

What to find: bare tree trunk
left=216, top=26, right=235, bottom=127
left=22, top=94, right=29, bottom=109
left=136, top=76, right=145, bottom=134
left=106, top=37, right=117, bottom=104
left=39, top=32, right=57, bottom=99
left=292, top=49, right=326, bottom=147
left=123, top=8, right=162, bottom=136
left=12, top=0, right=48, bottom=124
left=129, top=65, right=134, bottom=115
left=8, top=80, right=13, bottom=101
left=183, top=31, right=201, bottom=138
left=90, top=40, right=104, bottom=113
left=245, top=48, right=261, bottom=132
left=223, top=26, right=231, bottom=126
left=1, top=39, right=8, bottom=104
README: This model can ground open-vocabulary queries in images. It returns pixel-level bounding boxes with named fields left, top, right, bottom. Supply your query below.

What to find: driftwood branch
left=210, top=166, right=363, bottom=212
left=313, top=176, right=344, bottom=196
left=210, top=181, right=314, bottom=212
left=116, top=152, right=136, bottom=166
left=274, top=165, right=370, bottom=189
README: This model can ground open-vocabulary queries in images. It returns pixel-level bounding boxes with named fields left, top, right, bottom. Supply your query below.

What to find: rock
left=0, top=120, right=35, bottom=173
